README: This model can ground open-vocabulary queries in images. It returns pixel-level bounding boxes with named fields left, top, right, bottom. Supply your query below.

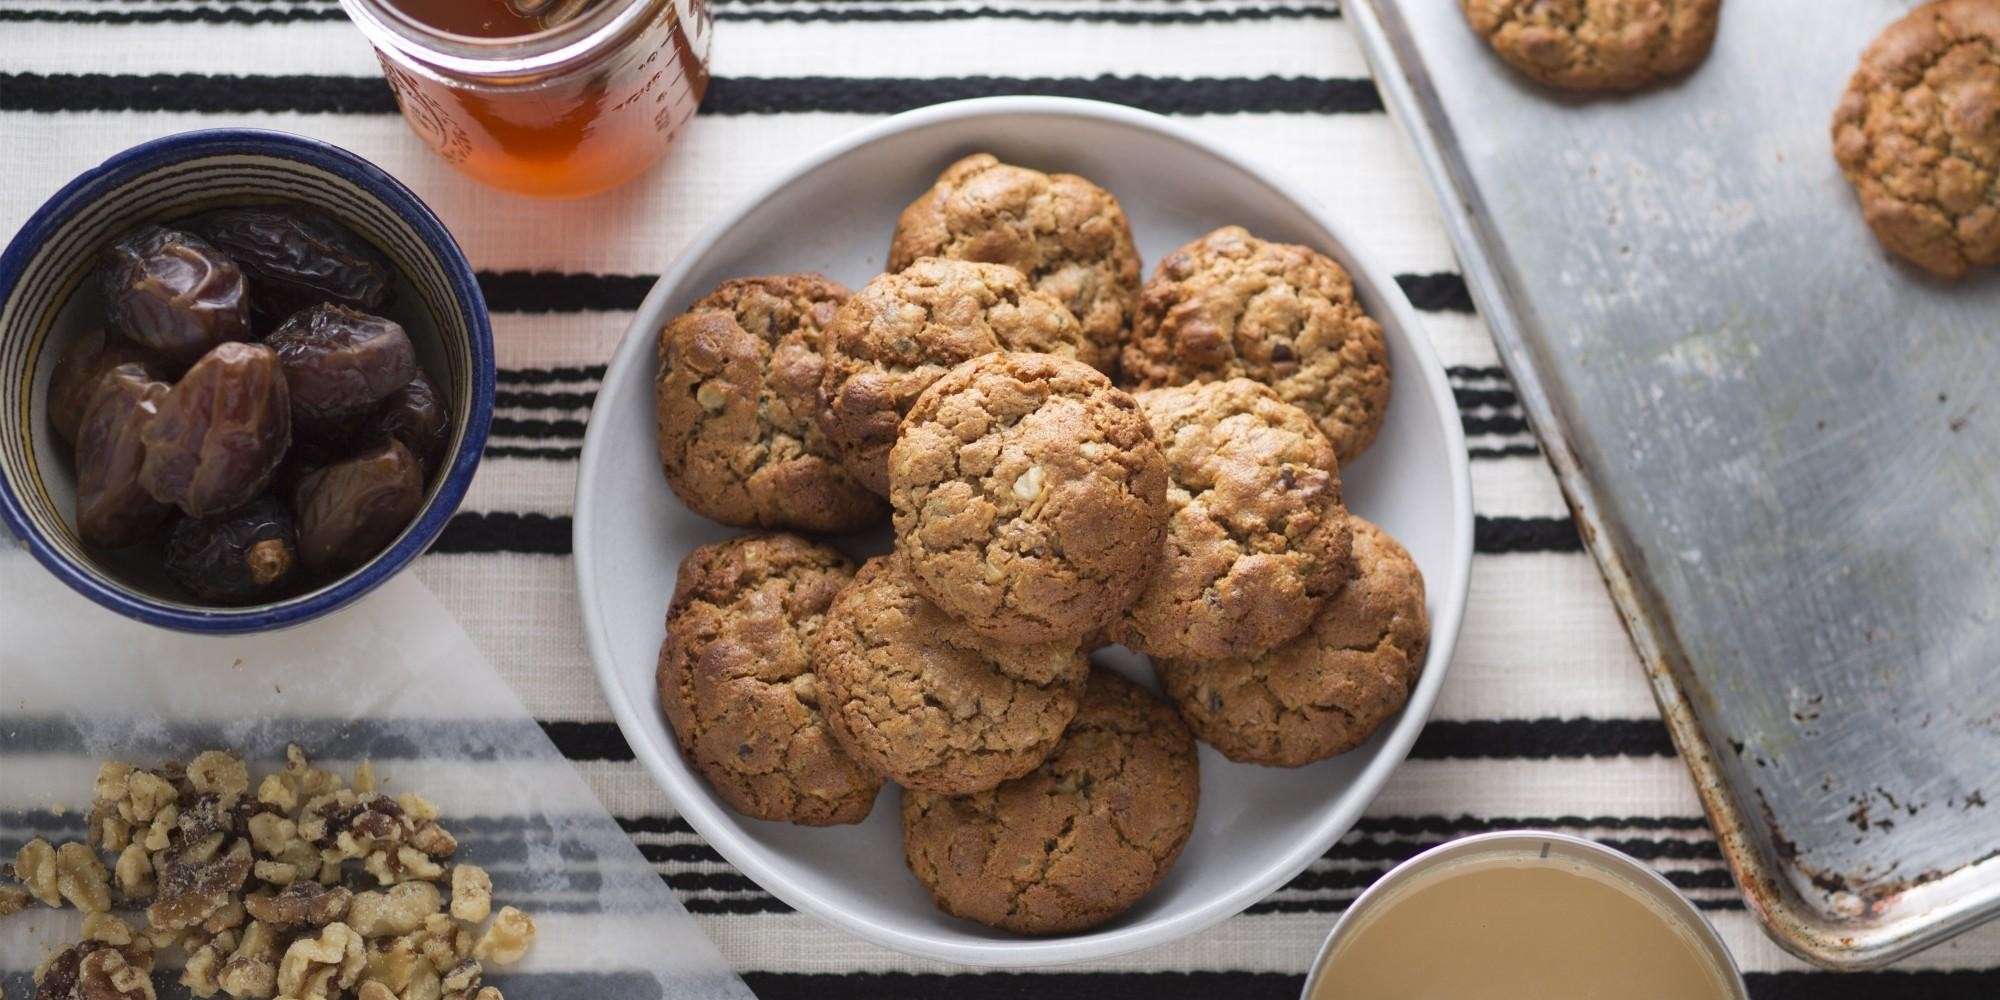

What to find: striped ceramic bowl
left=0, top=129, right=493, bottom=633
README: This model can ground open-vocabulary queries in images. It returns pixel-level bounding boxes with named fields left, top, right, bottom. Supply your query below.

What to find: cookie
left=657, top=533, right=881, bottom=825
left=656, top=275, right=886, bottom=533
left=901, top=668, right=1199, bottom=935
left=889, top=154, right=1141, bottom=376
left=815, top=555, right=1090, bottom=795
left=1157, top=516, right=1427, bottom=767
left=1832, top=0, right=2000, bottom=280
left=1120, top=226, right=1390, bottom=464
left=1118, top=379, right=1354, bottom=663
left=1461, top=0, right=1721, bottom=92
left=816, top=258, right=1092, bottom=496
left=890, top=352, right=1169, bottom=645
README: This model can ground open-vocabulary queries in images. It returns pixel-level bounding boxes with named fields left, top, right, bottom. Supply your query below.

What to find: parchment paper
left=0, top=548, right=754, bottom=1000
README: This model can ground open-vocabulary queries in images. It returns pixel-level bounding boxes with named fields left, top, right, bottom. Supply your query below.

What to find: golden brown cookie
left=657, top=534, right=882, bottom=825
left=889, top=154, right=1141, bottom=376
left=1832, top=0, right=2000, bottom=280
left=1462, top=0, right=1721, bottom=92
left=902, top=669, right=1199, bottom=935
left=890, top=352, right=1168, bottom=645
left=1117, top=379, right=1354, bottom=663
left=815, top=555, right=1090, bottom=795
left=816, top=259, right=1091, bottom=496
left=656, top=275, right=886, bottom=533
left=1121, top=226, right=1390, bottom=464
left=1157, top=517, right=1428, bottom=768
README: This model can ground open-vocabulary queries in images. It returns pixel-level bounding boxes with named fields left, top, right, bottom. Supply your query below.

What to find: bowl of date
left=0, top=129, right=494, bottom=633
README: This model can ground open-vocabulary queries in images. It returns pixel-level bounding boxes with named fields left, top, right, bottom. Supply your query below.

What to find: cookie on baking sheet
left=657, top=533, right=882, bottom=825
left=1120, top=226, right=1390, bottom=464
left=816, top=258, right=1091, bottom=496
left=1832, top=0, right=2000, bottom=280
left=890, top=352, right=1168, bottom=645
left=814, top=555, right=1090, bottom=795
left=889, top=154, right=1141, bottom=376
left=901, top=668, right=1199, bottom=935
left=1157, top=516, right=1428, bottom=768
left=1461, top=0, right=1721, bottom=92
left=1117, top=378, right=1354, bottom=663
left=656, top=275, right=886, bottom=533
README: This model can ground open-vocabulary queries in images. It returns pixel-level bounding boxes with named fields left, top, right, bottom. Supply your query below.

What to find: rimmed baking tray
left=1348, top=0, right=2000, bottom=971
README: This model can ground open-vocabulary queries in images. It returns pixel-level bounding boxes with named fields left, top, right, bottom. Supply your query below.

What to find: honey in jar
left=340, top=0, right=711, bottom=198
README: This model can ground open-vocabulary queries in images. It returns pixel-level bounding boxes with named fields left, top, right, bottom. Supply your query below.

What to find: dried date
left=266, top=304, right=417, bottom=436
left=363, top=369, right=451, bottom=476
left=138, top=341, right=292, bottom=518
left=163, top=496, right=300, bottom=604
left=295, top=438, right=425, bottom=576
left=101, top=226, right=251, bottom=364
left=189, top=206, right=394, bottom=326
left=73, top=364, right=173, bottom=548
left=47, top=329, right=168, bottom=448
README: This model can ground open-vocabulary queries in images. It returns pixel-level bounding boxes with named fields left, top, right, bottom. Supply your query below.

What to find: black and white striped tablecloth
left=2, top=0, right=1995, bottom=995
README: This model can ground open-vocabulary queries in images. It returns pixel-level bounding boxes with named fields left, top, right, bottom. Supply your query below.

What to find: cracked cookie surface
left=891, top=352, right=1168, bottom=645
left=656, top=275, right=887, bottom=533
left=1462, top=0, right=1721, bottom=92
left=657, top=533, right=882, bottom=825
left=817, top=258, right=1091, bottom=496
left=901, top=668, right=1199, bottom=935
left=814, top=555, right=1090, bottom=795
left=1157, top=517, right=1428, bottom=767
left=1120, top=226, right=1390, bottom=464
left=1832, top=0, right=2000, bottom=280
left=1117, top=379, right=1354, bottom=663
left=889, top=154, right=1141, bottom=376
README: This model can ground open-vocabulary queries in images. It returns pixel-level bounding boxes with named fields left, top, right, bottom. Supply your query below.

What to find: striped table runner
left=2, top=0, right=1995, bottom=995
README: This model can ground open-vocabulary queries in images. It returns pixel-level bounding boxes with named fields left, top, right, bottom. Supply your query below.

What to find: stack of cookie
left=651, top=154, right=1432, bottom=935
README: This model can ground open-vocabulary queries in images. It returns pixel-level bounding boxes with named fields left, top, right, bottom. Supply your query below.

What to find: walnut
left=471, top=908, right=534, bottom=966
left=276, top=923, right=365, bottom=1000
left=114, top=844, right=153, bottom=899
left=406, top=822, right=457, bottom=860
left=56, top=842, right=112, bottom=913
left=81, top=913, right=132, bottom=946
left=438, top=959, right=480, bottom=994
left=14, top=838, right=59, bottom=907
left=352, top=762, right=378, bottom=795
left=187, top=752, right=250, bottom=808
left=448, top=867, right=490, bottom=923
left=416, top=914, right=472, bottom=972
left=364, top=846, right=444, bottom=886
left=148, top=836, right=252, bottom=931
left=356, top=984, right=397, bottom=1000
left=182, top=937, right=230, bottom=998
left=34, top=943, right=156, bottom=1000
left=346, top=882, right=440, bottom=937
left=217, top=921, right=280, bottom=999
left=0, top=885, right=31, bottom=916
left=244, top=881, right=351, bottom=930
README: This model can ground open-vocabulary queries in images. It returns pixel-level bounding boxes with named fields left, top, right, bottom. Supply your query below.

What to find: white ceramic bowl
left=575, top=96, right=1472, bottom=966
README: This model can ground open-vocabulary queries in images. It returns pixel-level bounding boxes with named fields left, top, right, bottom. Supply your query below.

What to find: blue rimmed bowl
left=0, top=129, right=493, bottom=633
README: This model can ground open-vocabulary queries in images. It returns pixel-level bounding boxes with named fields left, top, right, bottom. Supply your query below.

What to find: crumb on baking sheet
left=5, top=745, right=536, bottom=1000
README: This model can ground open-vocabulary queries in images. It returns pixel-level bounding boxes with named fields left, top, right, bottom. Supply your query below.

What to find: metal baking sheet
left=1348, top=0, right=2000, bottom=970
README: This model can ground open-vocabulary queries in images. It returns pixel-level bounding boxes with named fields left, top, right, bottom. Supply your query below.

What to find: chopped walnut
left=14, top=837, right=59, bottom=907
left=22, top=747, right=531, bottom=1000
left=244, top=881, right=351, bottom=930
left=148, top=836, right=252, bottom=930
left=471, top=908, right=534, bottom=967
left=346, top=882, right=440, bottom=938
left=114, top=844, right=154, bottom=899
left=448, top=866, right=490, bottom=924
left=56, top=841, right=112, bottom=913
left=277, top=923, right=366, bottom=1000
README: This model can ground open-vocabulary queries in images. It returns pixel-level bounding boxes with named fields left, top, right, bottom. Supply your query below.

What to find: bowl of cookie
left=574, top=96, right=1473, bottom=964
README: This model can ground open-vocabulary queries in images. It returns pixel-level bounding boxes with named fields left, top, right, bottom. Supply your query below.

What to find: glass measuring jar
left=340, top=0, right=712, bottom=199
